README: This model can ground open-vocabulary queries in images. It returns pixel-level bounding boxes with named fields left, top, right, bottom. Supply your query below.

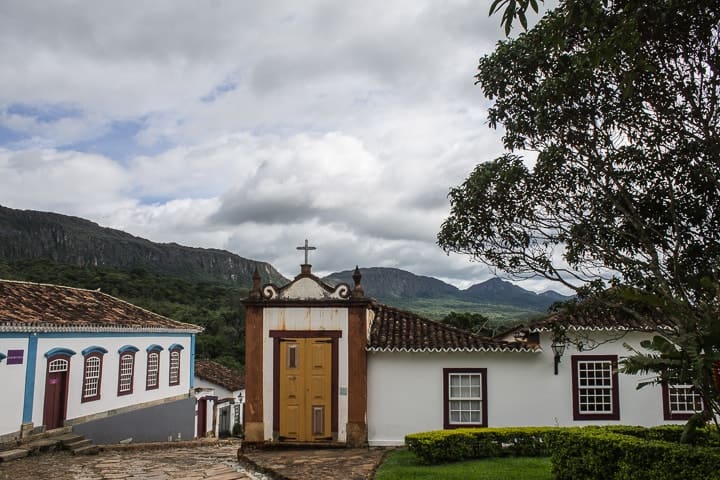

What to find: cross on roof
left=296, top=239, right=316, bottom=265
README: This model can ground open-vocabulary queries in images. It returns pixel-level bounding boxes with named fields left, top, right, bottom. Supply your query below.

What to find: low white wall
left=32, top=334, right=192, bottom=427
left=367, top=331, right=670, bottom=446
left=0, top=336, right=29, bottom=436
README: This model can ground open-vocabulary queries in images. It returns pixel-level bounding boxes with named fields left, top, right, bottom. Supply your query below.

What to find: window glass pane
left=576, top=360, right=614, bottom=414
left=83, top=356, right=101, bottom=399
left=119, top=354, right=134, bottom=393
left=668, top=385, right=703, bottom=414
left=447, top=372, right=483, bottom=425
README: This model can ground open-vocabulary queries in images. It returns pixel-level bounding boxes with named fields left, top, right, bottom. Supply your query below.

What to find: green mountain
left=0, top=205, right=287, bottom=286
left=324, top=267, right=571, bottom=321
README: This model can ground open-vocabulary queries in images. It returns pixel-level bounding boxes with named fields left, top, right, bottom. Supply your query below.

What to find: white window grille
left=83, top=356, right=101, bottom=399
left=118, top=354, right=134, bottom=393
left=448, top=373, right=483, bottom=424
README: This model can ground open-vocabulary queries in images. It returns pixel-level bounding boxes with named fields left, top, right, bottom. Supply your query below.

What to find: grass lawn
left=374, top=449, right=553, bottom=480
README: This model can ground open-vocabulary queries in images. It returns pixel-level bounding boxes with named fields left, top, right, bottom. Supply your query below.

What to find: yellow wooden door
left=279, top=338, right=332, bottom=441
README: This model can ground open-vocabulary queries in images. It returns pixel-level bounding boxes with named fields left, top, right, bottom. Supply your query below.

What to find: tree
left=441, top=311, right=493, bottom=336
left=438, top=0, right=720, bottom=420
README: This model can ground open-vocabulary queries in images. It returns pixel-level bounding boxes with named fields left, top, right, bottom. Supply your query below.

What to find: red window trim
left=117, top=351, right=136, bottom=396
left=662, top=383, right=703, bottom=421
left=81, top=353, right=104, bottom=403
left=443, top=368, right=488, bottom=429
left=168, top=347, right=181, bottom=386
left=571, top=355, right=620, bottom=421
left=146, top=351, right=160, bottom=390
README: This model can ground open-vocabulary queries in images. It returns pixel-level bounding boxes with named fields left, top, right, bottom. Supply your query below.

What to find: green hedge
left=405, top=427, right=559, bottom=464
left=549, top=428, right=720, bottom=480
left=405, top=425, right=720, bottom=477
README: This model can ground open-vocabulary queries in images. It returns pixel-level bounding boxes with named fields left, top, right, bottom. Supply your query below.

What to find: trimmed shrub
left=549, top=428, right=720, bottom=480
left=405, top=427, right=559, bottom=464
left=405, top=429, right=478, bottom=464
left=405, top=424, right=720, bottom=476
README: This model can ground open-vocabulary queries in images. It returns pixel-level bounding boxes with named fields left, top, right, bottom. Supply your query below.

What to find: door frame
left=43, top=353, right=72, bottom=429
left=270, top=330, right=341, bottom=441
left=197, top=397, right=208, bottom=437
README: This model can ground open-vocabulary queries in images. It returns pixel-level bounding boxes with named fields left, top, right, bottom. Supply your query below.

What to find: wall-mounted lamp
left=550, top=336, right=567, bottom=375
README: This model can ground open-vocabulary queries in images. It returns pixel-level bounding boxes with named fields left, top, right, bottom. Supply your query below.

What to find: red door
left=43, top=356, right=70, bottom=429
left=197, top=398, right=207, bottom=437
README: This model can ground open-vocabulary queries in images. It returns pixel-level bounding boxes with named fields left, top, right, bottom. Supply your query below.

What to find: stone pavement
left=0, top=440, right=389, bottom=480
left=0, top=441, right=263, bottom=480
left=238, top=447, right=388, bottom=480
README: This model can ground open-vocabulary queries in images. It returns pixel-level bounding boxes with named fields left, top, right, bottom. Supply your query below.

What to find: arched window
left=81, top=346, right=108, bottom=402
left=117, top=346, right=138, bottom=396
left=146, top=345, right=164, bottom=390
left=168, top=344, right=184, bottom=386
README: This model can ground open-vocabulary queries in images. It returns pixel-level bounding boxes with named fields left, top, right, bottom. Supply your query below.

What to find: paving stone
left=0, top=440, right=386, bottom=480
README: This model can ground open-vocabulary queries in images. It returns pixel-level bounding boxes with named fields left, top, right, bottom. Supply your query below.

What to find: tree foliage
left=0, top=259, right=246, bottom=371
left=441, top=311, right=494, bottom=336
left=438, top=0, right=720, bottom=419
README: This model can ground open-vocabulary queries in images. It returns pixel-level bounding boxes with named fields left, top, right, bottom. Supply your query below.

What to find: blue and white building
left=0, top=279, right=203, bottom=444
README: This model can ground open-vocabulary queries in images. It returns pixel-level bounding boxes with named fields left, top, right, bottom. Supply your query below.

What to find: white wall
left=193, top=379, right=244, bottom=437
left=367, top=331, right=672, bottom=446
left=194, top=378, right=234, bottom=399
left=262, top=307, right=349, bottom=442
left=0, top=336, right=29, bottom=436
left=32, top=334, right=192, bottom=427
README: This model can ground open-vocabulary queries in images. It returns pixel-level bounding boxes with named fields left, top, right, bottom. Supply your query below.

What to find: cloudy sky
left=0, top=1, right=562, bottom=293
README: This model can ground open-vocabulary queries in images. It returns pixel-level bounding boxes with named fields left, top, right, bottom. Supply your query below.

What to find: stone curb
left=99, top=438, right=242, bottom=452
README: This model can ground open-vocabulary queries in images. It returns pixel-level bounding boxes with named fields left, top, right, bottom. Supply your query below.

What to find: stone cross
left=296, top=239, right=316, bottom=265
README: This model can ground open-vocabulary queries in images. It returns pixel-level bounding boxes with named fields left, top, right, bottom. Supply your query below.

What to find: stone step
left=22, top=438, right=61, bottom=454
left=55, top=433, right=86, bottom=447
left=0, top=449, right=29, bottom=463
left=68, top=438, right=93, bottom=451
left=43, top=426, right=72, bottom=437
left=72, top=444, right=99, bottom=456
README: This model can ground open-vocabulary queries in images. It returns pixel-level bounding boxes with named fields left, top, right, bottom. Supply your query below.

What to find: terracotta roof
left=523, top=291, right=680, bottom=333
left=368, top=304, right=538, bottom=353
left=194, top=359, right=244, bottom=391
left=0, top=279, right=202, bottom=333
left=526, top=311, right=678, bottom=333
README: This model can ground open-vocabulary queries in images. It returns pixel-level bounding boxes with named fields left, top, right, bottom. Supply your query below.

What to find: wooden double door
left=278, top=337, right=333, bottom=441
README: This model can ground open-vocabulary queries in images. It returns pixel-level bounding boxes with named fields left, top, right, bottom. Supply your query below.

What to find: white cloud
left=0, top=0, right=571, bottom=294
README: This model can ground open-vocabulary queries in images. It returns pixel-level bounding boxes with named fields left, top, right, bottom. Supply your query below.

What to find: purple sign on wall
left=7, top=349, right=24, bottom=365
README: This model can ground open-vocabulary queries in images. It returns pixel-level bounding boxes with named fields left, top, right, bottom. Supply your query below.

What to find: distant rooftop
left=194, top=359, right=244, bottom=391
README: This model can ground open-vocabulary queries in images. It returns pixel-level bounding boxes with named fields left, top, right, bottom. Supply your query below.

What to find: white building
left=0, top=279, right=203, bottom=444
left=193, top=359, right=244, bottom=438
left=244, top=264, right=701, bottom=447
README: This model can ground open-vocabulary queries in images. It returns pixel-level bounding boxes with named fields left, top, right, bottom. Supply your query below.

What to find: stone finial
left=352, top=265, right=364, bottom=298
left=249, top=268, right=262, bottom=300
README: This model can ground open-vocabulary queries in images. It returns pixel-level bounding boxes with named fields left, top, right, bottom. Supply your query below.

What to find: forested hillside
left=0, top=259, right=246, bottom=371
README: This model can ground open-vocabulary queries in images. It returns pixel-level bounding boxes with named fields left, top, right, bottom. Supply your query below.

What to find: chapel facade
left=243, top=262, right=372, bottom=446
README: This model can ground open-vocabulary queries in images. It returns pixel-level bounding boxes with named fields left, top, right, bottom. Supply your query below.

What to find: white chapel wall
left=367, top=331, right=671, bottom=446
left=0, top=336, right=29, bottom=436
left=262, top=306, right=349, bottom=442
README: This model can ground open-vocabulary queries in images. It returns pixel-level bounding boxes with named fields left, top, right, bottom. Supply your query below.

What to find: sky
left=0, top=1, right=564, bottom=294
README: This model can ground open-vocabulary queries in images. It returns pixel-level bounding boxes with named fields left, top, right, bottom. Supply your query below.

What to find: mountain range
left=0, top=205, right=571, bottom=320
left=0, top=205, right=286, bottom=286
left=324, top=267, right=570, bottom=319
